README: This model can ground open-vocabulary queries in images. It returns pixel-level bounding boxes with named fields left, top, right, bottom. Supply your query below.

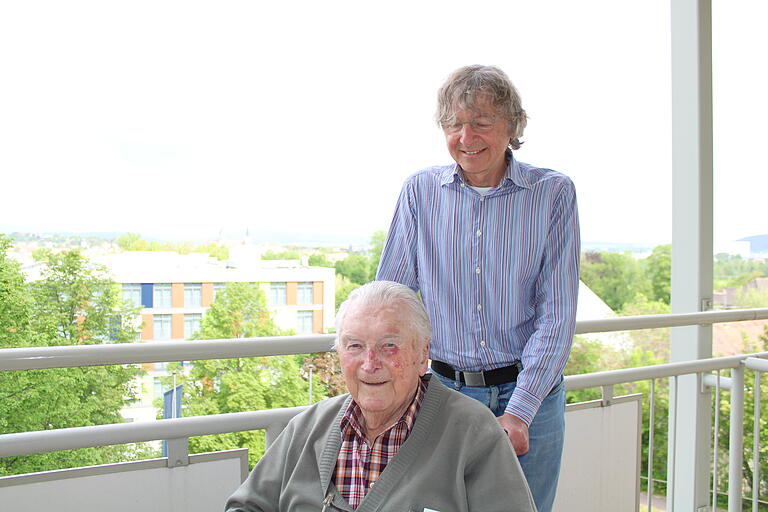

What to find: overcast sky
left=1, top=1, right=766, bottom=249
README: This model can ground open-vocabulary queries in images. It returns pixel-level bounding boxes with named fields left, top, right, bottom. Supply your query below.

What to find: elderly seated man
left=225, top=280, right=536, bottom=512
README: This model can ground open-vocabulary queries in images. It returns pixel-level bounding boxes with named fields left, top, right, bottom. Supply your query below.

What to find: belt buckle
left=463, top=370, right=486, bottom=387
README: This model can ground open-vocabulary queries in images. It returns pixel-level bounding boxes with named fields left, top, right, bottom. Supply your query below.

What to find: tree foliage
left=733, top=287, right=768, bottom=309
left=644, top=244, right=671, bottom=305
left=308, top=254, right=333, bottom=267
left=172, top=282, right=328, bottom=467
left=261, top=249, right=301, bottom=260
left=197, top=282, right=280, bottom=339
left=334, top=254, right=370, bottom=286
left=581, top=245, right=673, bottom=312
left=0, top=239, right=146, bottom=476
left=581, top=251, right=650, bottom=311
left=116, top=233, right=229, bottom=260
left=714, top=253, right=768, bottom=289
left=368, top=230, right=386, bottom=280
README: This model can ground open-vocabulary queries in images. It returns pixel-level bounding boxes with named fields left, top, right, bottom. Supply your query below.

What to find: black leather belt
left=431, top=360, right=520, bottom=387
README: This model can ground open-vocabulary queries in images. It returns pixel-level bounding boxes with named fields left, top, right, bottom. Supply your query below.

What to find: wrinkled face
left=442, top=95, right=513, bottom=187
left=337, top=303, right=429, bottom=426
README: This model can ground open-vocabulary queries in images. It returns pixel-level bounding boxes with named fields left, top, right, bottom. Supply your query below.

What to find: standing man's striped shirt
left=377, top=153, right=580, bottom=425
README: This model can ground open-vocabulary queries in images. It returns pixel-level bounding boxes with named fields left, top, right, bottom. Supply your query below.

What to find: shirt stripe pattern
left=333, top=379, right=426, bottom=510
left=377, top=154, right=580, bottom=425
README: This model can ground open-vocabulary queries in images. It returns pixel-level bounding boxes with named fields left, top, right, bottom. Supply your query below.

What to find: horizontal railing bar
left=0, top=407, right=307, bottom=458
left=4, top=352, right=768, bottom=458
left=564, top=352, right=768, bottom=391
left=2, top=309, right=768, bottom=372
left=574, top=308, right=768, bottom=334
left=745, top=357, right=768, bottom=373
left=0, top=335, right=336, bottom=371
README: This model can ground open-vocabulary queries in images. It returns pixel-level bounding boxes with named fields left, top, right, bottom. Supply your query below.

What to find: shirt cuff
left=504, top=386, right=542, bottom=426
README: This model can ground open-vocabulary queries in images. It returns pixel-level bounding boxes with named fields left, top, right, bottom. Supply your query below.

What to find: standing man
left=377, top=64, right=580, bottom=511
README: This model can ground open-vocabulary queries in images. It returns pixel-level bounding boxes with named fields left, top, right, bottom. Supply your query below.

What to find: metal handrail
left=565, top=352, right=768, bottom=390
left=0, top=407, right=307, bottom=459
left=2, top=350, right=767, bottom=459
left=3, top=308, right=768, bottom=372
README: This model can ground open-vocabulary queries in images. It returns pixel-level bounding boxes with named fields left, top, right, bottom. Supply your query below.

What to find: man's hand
left=497, top=413, right=529, bottom=456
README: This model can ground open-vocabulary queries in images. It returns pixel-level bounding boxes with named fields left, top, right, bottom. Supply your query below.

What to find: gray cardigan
left=225, top=375, right=536, bottom=512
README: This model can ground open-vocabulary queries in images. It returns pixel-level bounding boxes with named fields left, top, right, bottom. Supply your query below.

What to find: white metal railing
left=2, top=308, right=767, bottom=372
left=2, top=309, right=768, bottom=510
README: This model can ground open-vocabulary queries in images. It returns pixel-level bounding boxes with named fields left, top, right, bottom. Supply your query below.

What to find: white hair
left=334, top=281, right=431, bottom=350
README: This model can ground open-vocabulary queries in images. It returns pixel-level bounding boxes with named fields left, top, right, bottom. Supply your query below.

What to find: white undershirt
left=469, top=186, right=494, bottom=195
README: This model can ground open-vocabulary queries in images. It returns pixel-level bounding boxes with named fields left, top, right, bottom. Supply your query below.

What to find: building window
left=154, top=314, right=172, bottom=340
left=184, top=283, right=202, bottom=307
left=270, top=282, right=287, bottom=305
left=122, top=284, right=142, bottom=308
left=153, top=377, right=163, bottom=398
left=297, top=310, right=313, bottom=333
left=153, top=284, right=172, bottom=308
left=297, top=282, right=313, bottom=305
left=213, top=282, right=226, bottom=300
left=184, top=313, right=202, bottom=339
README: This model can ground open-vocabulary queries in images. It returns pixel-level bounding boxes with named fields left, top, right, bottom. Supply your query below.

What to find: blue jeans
left=432, top=372, right=565, bottom=512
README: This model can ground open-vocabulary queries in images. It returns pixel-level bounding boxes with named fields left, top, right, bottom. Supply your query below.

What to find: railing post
left=166, top=437, right=189, bottom=468
left=669, top=0, right=713, bottom=509
left=727, top=365, right=744, bottom=512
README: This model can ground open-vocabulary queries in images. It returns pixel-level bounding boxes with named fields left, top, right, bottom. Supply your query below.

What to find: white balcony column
left=669, top=0, right=713, bottom=511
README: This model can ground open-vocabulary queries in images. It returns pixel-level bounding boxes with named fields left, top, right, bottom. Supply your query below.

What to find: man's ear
left=419, top=339, right=431, bottom=375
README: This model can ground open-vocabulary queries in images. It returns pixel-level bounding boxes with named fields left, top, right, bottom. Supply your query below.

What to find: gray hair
left=435, top=64, right=528, bottom=151
left=334, top=281, right=431, bottom=350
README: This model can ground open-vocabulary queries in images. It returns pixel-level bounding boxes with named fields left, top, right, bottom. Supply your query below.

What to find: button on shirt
left=377, top=154, right=580, bottom=425
left=333, top=379, right=427, bottom=510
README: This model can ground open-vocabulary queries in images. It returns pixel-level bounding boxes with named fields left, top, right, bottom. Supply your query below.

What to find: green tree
left=733, top=287, right=768, bottom=308
left=116, top=232, right=147, bottom=251
left=619, top=294, right=671, bottom=360
left=261, top=250, right=301, bottom=260
left=335, top=254, right=370, bottom=286
left=368, top=230, right=386, bottom=279
left=173, top=282, right=327, bottom=467
left=116, top=233, right=229, bottom=260
left=644, top=244, right=671, bottom=304
left=29, top=251, right=140, bottom=345
left=580, top=251, right=650, bottom=311
left=308, top=254, right=333, bottom=267
left=335, top=275, right=360, bottom=311
left=713, top=253, right=768, bottom=290
left=197, top=282, right=280, bottom=339
left=0, top=242, right=147, bottom=476
left=0, top=235, right=34, bottom=348
left=31, top=248, right=52, bottom=262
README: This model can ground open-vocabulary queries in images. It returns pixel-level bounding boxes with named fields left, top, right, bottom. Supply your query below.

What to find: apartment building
left=109, top=253, right=335, bottom=341
left=95, top=250, right=336, bottom=423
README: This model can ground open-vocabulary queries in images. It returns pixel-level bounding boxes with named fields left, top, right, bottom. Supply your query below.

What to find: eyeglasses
left=441, top=117, right=498, bottom=134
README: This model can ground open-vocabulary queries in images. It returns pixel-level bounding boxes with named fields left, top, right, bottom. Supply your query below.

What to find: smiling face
left=443, top=95, right=513, bottom=187
left=337, top=302, right=429, bottom=436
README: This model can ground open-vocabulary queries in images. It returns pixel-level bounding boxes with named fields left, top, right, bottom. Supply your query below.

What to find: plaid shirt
left=333, top=378, right=427, bottom=510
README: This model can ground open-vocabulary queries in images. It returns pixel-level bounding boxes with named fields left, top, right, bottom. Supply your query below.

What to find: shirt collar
left=439, top=151, right=533, bottom=190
